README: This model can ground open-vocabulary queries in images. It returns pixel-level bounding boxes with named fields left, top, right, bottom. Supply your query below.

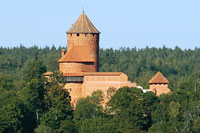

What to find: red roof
left=62, top=72, right=123, bottom=77
left=67, top=12, right=100, bottom=34
left=148, top=72, right=169, bottom=84
left=44, top=72, right=123, bottom=77
left=58, top=46, right=95, bottom=63
left=63, top=73, right=84, bottom=77
left=84, top=72, right=123, bottom=76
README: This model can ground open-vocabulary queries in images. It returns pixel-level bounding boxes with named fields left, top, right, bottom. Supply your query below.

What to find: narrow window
left=70, top=33, right=72, bottom=36
left=77, top=33, right=79, bottom=36
left=85, top=33, right=88, bottom=37
left=69, top=88, right=72, bottom=91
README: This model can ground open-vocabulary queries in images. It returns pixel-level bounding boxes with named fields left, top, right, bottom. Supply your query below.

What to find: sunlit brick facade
left=44, top=12, right=171, bottom=106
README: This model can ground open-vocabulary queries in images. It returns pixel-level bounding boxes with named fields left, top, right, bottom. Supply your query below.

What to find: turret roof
left=58, top=46, right=95, bottom=63
left=148, top=72, right=169, bottom=84
left=67, top=12, right=100, bottom=34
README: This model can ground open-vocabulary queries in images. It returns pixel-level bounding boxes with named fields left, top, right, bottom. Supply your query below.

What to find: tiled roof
left=58, top=46, right=95, bottom=63
left=44, top=72, right=124, bottom=77
left=148, top=72, right=169, bottom=84
left=67, top=12, right=100, bottom=34
left=62, top=72, right=123, bottom=77
left=84, top=72, right=123, bottom=76
left=63, top=73, right=84, bottom=77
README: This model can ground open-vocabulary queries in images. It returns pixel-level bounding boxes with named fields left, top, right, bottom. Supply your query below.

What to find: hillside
left=1, top=45, right=200, bottom=132
left=0, top=45, right=199, bottom=88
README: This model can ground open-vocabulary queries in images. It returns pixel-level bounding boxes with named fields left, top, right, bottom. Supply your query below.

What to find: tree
left=74, top=90, right=104, bottom=121
left=74, top=90, right=105, bottom=132
left=0, top=90, right=24, bottom=132
left=39, top=72, right=73, bottom=131
left=108, top=87, right=159, bottom=131
left=0, top=74, right=13, bottom=90
left=23, top=60, right=47, bottom=82
left=17, top=60, right=47, bottom=132
left=107, top=87, right=116, bottom=100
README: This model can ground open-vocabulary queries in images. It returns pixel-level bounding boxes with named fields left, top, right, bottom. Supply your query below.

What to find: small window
left=92, top=33, right=95, bottom=36
left=77, top=33, right=79, bottom=36
left=69, top=88, right=72, bottom=91
left=85, top=33, right=88, bottom=37
left=70, top=33, right=72, bottom=36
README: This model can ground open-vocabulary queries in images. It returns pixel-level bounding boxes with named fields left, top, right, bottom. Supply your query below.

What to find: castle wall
left=67, top=33, right=99, bottom=72
left=67, top=33, right=99, bottom=51
left=81, top=74, right=137, bottom=105
left=60, top=63, right=83, bottom=73
left=64, top=83, right=82, bottom=107
left=62, top=73, right=137, bottom=106
left=59, top=62, right=96, bottom=73
left=149, top=84, right=171, bottom=96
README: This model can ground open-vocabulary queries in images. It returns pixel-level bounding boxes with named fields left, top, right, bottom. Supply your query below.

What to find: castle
left=44, top=12, right=171, bottom=106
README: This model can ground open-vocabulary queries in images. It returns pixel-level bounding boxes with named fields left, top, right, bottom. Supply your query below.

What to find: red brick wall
left=149, top=83, right=171, bottom=96
left=64, top=83, right=82, bottom=107
left=59, top=62, right=96, bottom=73
left=59, top=62, right=83, bottom=73
left=67, top=33, right=99, bottom=72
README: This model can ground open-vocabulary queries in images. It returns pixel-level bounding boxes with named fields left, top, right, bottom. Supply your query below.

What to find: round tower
left=58, top=12, right=100, bottom=73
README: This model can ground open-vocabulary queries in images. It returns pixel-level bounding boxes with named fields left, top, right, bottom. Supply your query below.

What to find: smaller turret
left=148, top=72, right=171, bottom=96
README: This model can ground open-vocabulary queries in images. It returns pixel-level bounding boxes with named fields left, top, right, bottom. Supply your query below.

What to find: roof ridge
left=148, top=72, right=169, bottom=84
left=67, top=12, right=100, bottom=34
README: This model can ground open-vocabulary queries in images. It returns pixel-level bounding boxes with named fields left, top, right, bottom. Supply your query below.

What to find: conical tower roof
left=148, top=72, right=169, bottom=84
left=67, top=12, right=100, bottom=34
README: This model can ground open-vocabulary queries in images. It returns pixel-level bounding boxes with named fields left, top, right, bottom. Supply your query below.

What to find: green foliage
left=0, top=46, right=200, bottom=132
left=35, top=124, right=55, bottom=133
left=40, top=72, right=73, bottom=130
left=150, top=72, right=200, bottom=132
left=0, top=60, right=74, bottom=132
left=89, top=90, right=104, bottom=105
left=16, top=60, right=47, bottom=132
left=0, top=45, right=62, bottom=79
left=109, top=87, right=159, bottom=131
left=0, top=90, right=24, bottom=132
left=74, top=92, right=104, bottom=119
left=78, top=117, right=117, bottom=133
left=0, top=74, right=14, bottom=90
left=0, top=46, right=200, bottom=89
left=106, top=87, right=116, bottom=100
left=23, top=60, right=47, bottom=82
left=74, top=91, right=106, bottom=132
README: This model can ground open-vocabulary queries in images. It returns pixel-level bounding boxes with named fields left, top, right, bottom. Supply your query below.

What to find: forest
left=0, top=45, right=200, bottom=132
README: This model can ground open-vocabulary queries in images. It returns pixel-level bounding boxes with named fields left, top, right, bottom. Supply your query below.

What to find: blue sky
left=0, top=0, right=200, bottom=49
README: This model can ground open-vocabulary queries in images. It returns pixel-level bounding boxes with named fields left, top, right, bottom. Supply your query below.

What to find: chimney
left=62, top=49, right=66, bottom=57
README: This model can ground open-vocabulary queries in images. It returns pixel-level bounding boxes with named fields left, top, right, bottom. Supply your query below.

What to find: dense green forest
left=0, top=45, right=200, bottom=132
left=1, top=45, right=200, bottom=88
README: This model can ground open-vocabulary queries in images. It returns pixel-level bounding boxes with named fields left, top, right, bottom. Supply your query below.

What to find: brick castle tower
left=55, top=12, right=137, bottom=106
left=44, top=12, right=171, bottom=106
left=58, top=11, right=100, bottom=73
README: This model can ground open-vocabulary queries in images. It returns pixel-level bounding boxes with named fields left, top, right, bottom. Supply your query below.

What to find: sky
left=0, top=0, right=200, bottom=49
